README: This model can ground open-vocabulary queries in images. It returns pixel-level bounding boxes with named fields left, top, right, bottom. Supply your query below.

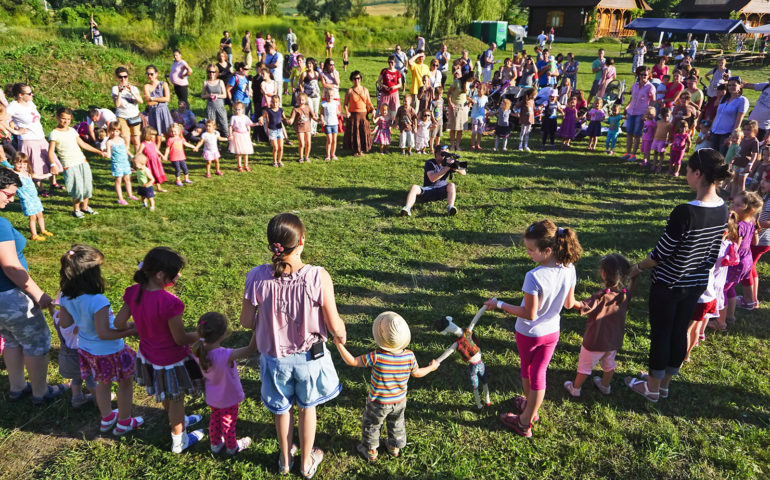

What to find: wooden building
left=677, top=0, right=770, bottom=27
left=521, top=0, right=652, bottom=39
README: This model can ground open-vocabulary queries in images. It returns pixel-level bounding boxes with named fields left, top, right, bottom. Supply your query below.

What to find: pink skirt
left=79, top=345, right=136, bottom=383
left=229, top=131, right=253, bottom=155
left=203, top=149, right=221, bottom=161
left=19, top=138, right=62, bottom=179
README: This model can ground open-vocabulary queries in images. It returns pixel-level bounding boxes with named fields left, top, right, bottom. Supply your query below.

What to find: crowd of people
left=0, top=27, right=769, bottom=478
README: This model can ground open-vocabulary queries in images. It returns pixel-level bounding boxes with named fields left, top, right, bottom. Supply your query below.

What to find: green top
left=136, top=166, right=153, bottom=186
left=449, top=78, right=468, bottom=106
left=592, top=58, right=604, bottom=82
left=48, top=127, right=85, bottom=169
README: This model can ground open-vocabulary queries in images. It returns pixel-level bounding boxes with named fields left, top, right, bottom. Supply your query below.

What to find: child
left=287, top=93, right=318, bottom=163
left=585, top=98, right=605, bottom=151
left=191, top=312, right=256, bottom=455
left=333, top=311, right=438, bottom=462
left=255, top=32, right=266, bottom=63
left=747, top=146, right=770, bottom=190
left=724, top=129, right=742, bottom=166
left=693, top=121, right=711, bottom=153
left=320, top=94, right=340, bottom=161
left=372, top=105, right=393, bottom=154
left=485, top=219, right=582, bottom=436
left=114, top=247, right=205, bottom=453
left=228, top=101, right=257, bottom=171
left=105, top=121, right=137, bottom=204
left=137, top=127, right=167, bottom=192
left=259, top=95, right=287, bottom=167
left=558, top=77, right=572, bottom=106
left=558, top=96, right=578, bottom=148
left=418, top=76, right=434, bottom=112
left=51, top=296, right=97, bottom=408
left=655, top=75, right=669, bottom=106
left=518, top=88, right=535, bottom=152
left=12, top=153, right=50, bottom=241
left=396, top=95, right=417, bottom=155
left=430, top=86, right=444, bottom=149
left=194, top=120, right=227, bottom=177
left=564, top=254, right=632, bottom=397
left=539, top=92, right=561, bottom=150
left=651, top=107, right=672, bottom=173
left=495, top=98, right=514, bottom=151
left=415, top=110, right=434, bottom=154
left=133, top=153, right=156, bottom=211
left=640, top=107, right=657, bottom=166
left=730, top=121, right=760, bottom=199
left=165, top=124, right=196, bottom=186
left=469, top=83, right=488, bottom=150
left=668, top=119, right=691, bottom=177
left=342, top=46, right=349, bottom=71
left=605, top=104, right=623, bottom=155
left=57, top=245, right=142, bottom=435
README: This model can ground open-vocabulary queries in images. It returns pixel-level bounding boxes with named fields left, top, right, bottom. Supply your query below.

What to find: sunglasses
left=208, top=70, right=217, bottom=74
left=23, top=91, right=33, bottom=96
left=146, top=72, right=155, bottom=76
left=0, top=190, right=15, bottom=200
left=354, top=76, right=362, bottom=80
left=118, top=75, right=128, bottom=79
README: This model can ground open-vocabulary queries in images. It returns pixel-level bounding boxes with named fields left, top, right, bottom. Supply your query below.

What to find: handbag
left=126, top=116, right=142, bottom=127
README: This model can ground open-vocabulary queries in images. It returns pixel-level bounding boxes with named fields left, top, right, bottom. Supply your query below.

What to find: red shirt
left=664, top=81, right=684, bottom=108
left=380, top=68, right=401, bottom=94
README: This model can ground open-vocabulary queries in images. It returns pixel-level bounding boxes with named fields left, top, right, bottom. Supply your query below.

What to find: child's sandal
left=356, top=443, right=377, bottom=462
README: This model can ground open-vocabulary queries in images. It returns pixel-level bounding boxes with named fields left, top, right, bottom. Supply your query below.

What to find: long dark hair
left=0, top=167, right=21, bottom=190
left=267, top=213, right=305, bottom=277
left=686, top=148, right=731, bottom=185
left=60, top=244, right=106, bottom=299
left=133, top=247, right=185, bottom=303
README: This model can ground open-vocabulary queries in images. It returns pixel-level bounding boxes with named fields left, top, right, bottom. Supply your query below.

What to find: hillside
left=277, top=0, right=407, bottom=16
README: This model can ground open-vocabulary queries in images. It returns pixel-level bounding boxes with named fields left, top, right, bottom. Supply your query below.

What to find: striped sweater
left=650, top=200, right=729, bottom=288
left=360, top=349, right=417, bottom=404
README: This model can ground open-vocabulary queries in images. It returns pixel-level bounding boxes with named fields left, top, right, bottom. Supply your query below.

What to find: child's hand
left=332, top=335, right=344, bottom=347
left=483, top=297, right=499, bottom=310
left=428, top=359, right=439, bottom=371
left=193, top=147, right=198, bottom=152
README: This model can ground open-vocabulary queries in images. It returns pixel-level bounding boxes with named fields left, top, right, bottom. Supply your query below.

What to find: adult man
left=536, top=50, right=550, bottom=88
left=587, top=48, right=605, bottom=104
left=458, top=50, right=473, bottom=75
left=416, top=34, right=425, bottom=52
left=265, top=42, right=284, bottom=90
left=393, top=45, right=409, bottom=87
left=435, top=43, right=451, bottom=87
left=400, top=145, right=466, bottom=217
left=481, top=43, right=497, bottom=84
left=286, top=28, right=297, bottom=54
left=688, top=37, right=698, bottom=59
left=220, top=30, right=233, bottom=64
left=537, top=30, right=547, bottom=49
left=86, top=107, right=116, bottom=144
left=242, top=30, right=252, bottom=69
left=407, top=50, right=431, bottom=95
left=744, top=76, right=770, bottom=142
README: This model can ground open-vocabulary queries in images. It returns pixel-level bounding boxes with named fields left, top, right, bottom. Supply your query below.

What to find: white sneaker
left=592, top=376, right=612, bottom=395
left=226, top=437, right=252, bottom=455
left=563, top=380, right=581, bottom=397
left=518, top=146, right=524, bottom=151
left=524, top=146, right=531, bottom=152
left=400, top=208, right=411, bottom=217
left=172, top=430, right=205, bottom=454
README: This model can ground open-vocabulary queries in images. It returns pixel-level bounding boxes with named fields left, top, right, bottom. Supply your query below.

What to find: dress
left=586, top=109, right=605, bottom=137
left=145, top=82, right=174, bottom=136
left=373, top=117, right=391, bottom=145
left=415, top=119, right=432, bottom=150
left=558, top=107, right=577, bottom=139
left=229, top=114, right=254, bottom=155
left=109, top=141, right=132, bottom=177
left=142, top=140, right=166, bottom=185
left=204, top=81, right=229, bottom=137
left=669, top=132, right=689, bottom=166
left=16, top=175, right=43, bottom=217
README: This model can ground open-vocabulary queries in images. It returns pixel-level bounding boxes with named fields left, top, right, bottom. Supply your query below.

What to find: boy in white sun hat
left=334, top=311, right=438, bottom=462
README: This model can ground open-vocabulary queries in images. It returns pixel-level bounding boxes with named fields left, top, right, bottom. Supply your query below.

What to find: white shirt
left=515, top=263, right=576, bottom=338
left=86, top=108, right=117, bottom=129
left=321, top=100, right=339, bottom=126
left=429, top=69, right=442, bottom=89
left=201, top=131, right=220, bottom=154
left=537, top=34, right=547, bottom=45
left=111, top=85, right=142, bottom=119
left=6, top=101, right=46, bottom=141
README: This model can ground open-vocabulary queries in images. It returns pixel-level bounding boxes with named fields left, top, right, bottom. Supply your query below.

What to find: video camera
left=441, top=151, right=467, bottom=171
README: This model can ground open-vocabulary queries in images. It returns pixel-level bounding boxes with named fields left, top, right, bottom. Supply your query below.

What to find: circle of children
left=1, top=29, right=770, bottom=476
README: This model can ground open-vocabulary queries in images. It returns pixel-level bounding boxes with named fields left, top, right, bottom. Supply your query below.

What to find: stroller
left=601, top=79, right=626, bottom=117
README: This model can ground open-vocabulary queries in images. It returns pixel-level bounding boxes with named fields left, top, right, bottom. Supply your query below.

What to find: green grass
left=1, top=29, right=770, bottom=480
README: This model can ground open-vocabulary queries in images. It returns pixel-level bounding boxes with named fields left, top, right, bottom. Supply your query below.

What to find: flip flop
left=512, top=395, right=540, bottom=423
left=31, top=383, right=70, bottom=406
left=8, top=382, right=32, bottom=401
left=300, top=447, right=324, bottom=479
left=499, top=412, right=532, bottom=437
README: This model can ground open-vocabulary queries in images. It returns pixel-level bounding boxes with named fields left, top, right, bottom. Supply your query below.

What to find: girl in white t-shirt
left=319, top=94, right=340, bottom=161
left=484, top=219, right=582, bottom=437
left=194, top=120, right=227, bottom=177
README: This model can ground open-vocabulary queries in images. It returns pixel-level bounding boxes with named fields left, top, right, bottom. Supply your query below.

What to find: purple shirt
left=244, top=264, right=327, bottom=358
left=196, top=347, right=245, bottom=408
left=627, top=81, right=655, bottom=116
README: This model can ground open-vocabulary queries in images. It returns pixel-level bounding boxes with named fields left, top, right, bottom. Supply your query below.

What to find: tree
left=243, top=0, right=277, bottom=16
left=645, top=0, right=681, bottom=18
left=408, top=0, right=508, bottom=39
left=297, top=0, right=352, bottom=22
left=153, top=0, right=242, bottom=36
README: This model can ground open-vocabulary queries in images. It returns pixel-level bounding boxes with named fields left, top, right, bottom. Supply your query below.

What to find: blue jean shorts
left=259, top=344, right=341, bottom=414
left=268, top=128, right=284, bottom=141
left=626, top=114, right=643, bottom=137
left=324, top=125, right=339, bottom=134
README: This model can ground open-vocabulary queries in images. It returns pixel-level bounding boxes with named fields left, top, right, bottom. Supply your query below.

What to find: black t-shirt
left=423, top=159, right=449, bottom=188
left=220, top=37, right=232, bottom=55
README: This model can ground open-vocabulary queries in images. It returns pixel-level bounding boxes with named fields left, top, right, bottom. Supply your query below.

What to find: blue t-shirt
left=607, top=114, right=624, bottom=132
left=423, top=159, right=449, bottom=188
left=0, top=217, right=27, bottom=292
left=60, top=293, right=124, bottom=356
left=470, top=95, right=488, bottom=120
left=537, top=59, right=549, bottom=87
left=712, top=96, right=750, bottom=135
left=227, top=74, right=251, bottom=104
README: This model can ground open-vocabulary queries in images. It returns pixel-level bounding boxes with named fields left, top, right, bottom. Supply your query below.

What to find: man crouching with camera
left=400, top=145, right=466, bottom=217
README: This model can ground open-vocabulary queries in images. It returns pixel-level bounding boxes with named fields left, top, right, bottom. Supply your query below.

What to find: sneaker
left=71, top=392, right=93, bottom=408
left=185, top=415, right=203, bottom=428
left=627, top=154, right=636, bottom=162
left=325, top=157, right=331, bottom=161
left=447, top=205, right=457, bottom=216
left=226, top=437, right=252, bottom=456
left=205, top=173, right=211, bottom=178
left=385, top=442, right=400, bottom=458
left=524, top=146, right=531, bottom=152
left=100, top=409, right=119, bottom=432
left=356, top=443, right=378, bottom=462
left=592, top=376, right=611, bottom=395
left=400, top=208, right=411, bottom=217
left=142, top=200, right=148, bottom=208
left=563, top=380, right=581, bottom=397
left=216, top=170, right=223, bottom=176
left=184, top=179, right=194, bottom=184
left=673, top=172, right=680, bottom=177
left=620, top=154, right=630, bottom=161
left=113, top=416, right=145, bottom=436
left=518, top=146, right=524, bottom=151
left=149, top=206, right=155, bottom=212
left=176, top=181, right=184, bottom=187
left=83, top=207, right=97, bottom=215
left=211, top=441, right=225, bottom=454
left=72, top=210, right=85, bottom=219
left=172, top=430, right=205, bottom=453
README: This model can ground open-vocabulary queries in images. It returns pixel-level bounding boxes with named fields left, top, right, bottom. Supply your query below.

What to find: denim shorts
left=626, top=114, right=643, bottom=137
left=0, top=288, right=51, bottom=356
left=259, top=343, right=341, bottom=414
left=324, top=125, right=339, bottom=134
left=268, top=128, right=284, bottom=141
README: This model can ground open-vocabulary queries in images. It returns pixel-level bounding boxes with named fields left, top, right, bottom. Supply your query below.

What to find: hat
left=549, top=90, right=558, bottom=97
left=548, top=55, right=555, bottom=62
left=435, top=144, right=449, bottom=154
left=372, top=311, right=411, bottom=353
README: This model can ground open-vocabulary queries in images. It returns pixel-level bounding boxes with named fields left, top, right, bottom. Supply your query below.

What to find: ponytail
left=267, top=213, right=305, bottom=278
left=524, top=219, right=582, bottom=266
left=191, top=339, right=209, bottom=372
left=133, top=247, right=186, bottom=303
left=191, top=312, right=229, bottom=372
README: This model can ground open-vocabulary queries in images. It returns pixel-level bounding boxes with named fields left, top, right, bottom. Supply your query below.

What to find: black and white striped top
left=650, top=200, right=729, bottom=288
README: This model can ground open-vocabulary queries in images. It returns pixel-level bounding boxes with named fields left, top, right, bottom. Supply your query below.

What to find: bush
left=592, top=36, right=622, bottom=44
left=0, top=0, right=51, bottom=25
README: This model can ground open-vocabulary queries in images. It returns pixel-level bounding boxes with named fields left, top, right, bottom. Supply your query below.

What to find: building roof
left=521, top=0, right=651, bottom=10
left=676, top=0, right=770, bottom=15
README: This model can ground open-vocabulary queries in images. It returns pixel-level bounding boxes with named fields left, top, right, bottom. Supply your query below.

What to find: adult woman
left=201, top=63, right=229, bottom=137
left=705, top=57, right=730, bottom=98
left=595, top=58, right=616, bottom=99
left=499, top=57, right=517, bottom=86
left=427, top=58, right=442, bottom=89
left=376, top=56, right=402, bottom=121
left=143, top=65, right=174, bottom=142
left=215, top=50, right=233, bottom=85
left=6, top=83, right=63, bottom=193
left=169, top=49, right=193, bottom=104
left=325, top=31, right=334, bottom=59
left=0, top=168, right=64, bottom=404
left=343, top=71, right=373, bottom=156
left=518, top=56, right=536, bottom=87
left=632, top=41, right=647, bottom=74
left=240, top=213, right=345, bottom=478
left=710, top=77, right=750, bottom=154
left=621, top=66, right=655, bottom=162
left=651, top=56, right=668, bottom=80
left=627, top=149, right=730, bottom=401
left=299, top=58, right=322, bottom=135
left=563, top=53, right=579, bottom=90
left=226, top=62, right=252, bottom=115
left=447, top=67, right=472, bottom=151
left=111, top=67, right=144, bottom=153
left=321, top=58, right=340, bottom=102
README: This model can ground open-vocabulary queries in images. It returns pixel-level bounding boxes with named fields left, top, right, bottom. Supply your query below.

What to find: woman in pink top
left=169, top=49, right=193, bottom=104
left=240, top=213, right=347, bottom=478
left=652, top=56, right=668, bottom=80
left=622, top=66, right=655, bottom=162
left=115, top=247, right=205, bottom=454
left=255, top=32, right=266, bottom=63
left=595, top=58, right=616, bottom=99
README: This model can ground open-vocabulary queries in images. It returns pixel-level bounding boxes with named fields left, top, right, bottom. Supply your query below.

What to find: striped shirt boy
left=360, top=349, right=417, bottom=404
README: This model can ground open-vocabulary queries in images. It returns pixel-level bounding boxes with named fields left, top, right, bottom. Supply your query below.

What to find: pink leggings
left=741, top=245, right=770, bottom=287
left=210, top=404, right=239, bottom=450
left=515, top=331, right=560, bottom=391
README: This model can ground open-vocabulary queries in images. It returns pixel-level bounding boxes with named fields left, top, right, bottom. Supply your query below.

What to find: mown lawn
left=0, top=36, right=769, bottom=480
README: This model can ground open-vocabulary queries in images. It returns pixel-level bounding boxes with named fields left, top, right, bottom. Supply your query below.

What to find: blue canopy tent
left=625, top=18, right=750, bottom=60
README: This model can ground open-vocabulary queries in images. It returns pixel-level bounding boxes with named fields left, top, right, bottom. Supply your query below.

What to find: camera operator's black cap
left=435, top=144, right=449, bottom=154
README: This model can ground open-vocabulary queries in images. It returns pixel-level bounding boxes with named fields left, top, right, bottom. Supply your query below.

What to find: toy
left=435, top=305, right=491, bottom=409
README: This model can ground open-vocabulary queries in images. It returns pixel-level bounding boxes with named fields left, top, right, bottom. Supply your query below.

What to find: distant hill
left=277, top=0, right=407, bottom=16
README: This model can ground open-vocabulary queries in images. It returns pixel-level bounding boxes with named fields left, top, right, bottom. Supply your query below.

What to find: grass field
left=0, top=29, right=769, bottom=480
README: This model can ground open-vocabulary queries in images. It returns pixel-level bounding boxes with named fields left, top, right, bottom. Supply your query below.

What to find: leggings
left=171, top=160, right=188, bottom=177
left=519, top=124, right=532, bottom=147
left=541, top=118, right=557, bottom=146
left=605, top=131, right=619, bottom=150
left=173, top=84, right=189, bottom=104
left=209, top=404, right=239, bottom=450
left=515, top=331, right=559, bottom=391
left=741, top=245, right=770, bottom=287
left=647, top=282, right=703, bottom=379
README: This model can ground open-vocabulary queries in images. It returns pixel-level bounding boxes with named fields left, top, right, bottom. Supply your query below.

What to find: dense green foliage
left=297, top=0, right=353, bottom=22
left=408, top=0, right=509, bottom=38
